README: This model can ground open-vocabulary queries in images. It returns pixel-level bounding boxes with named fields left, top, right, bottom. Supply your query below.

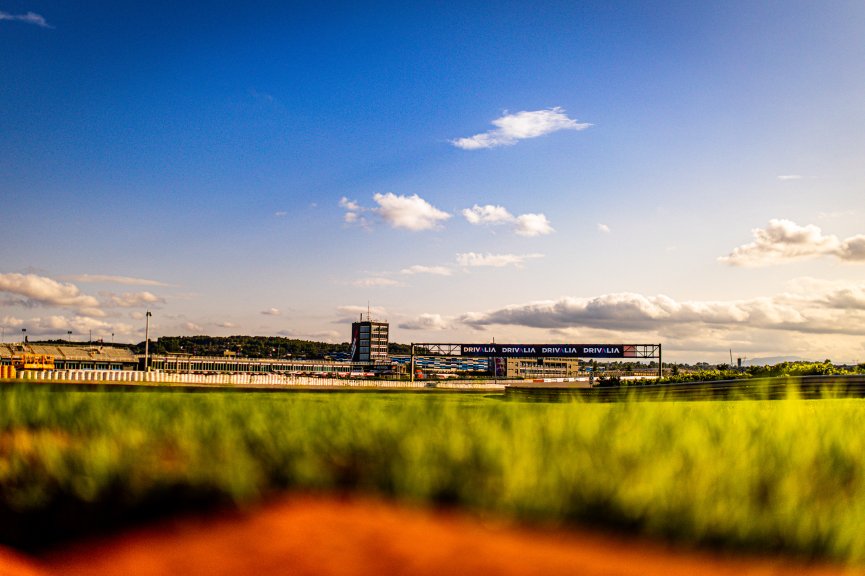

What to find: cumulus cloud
left=0, top=11, right=52, bottom=28
left=372, top=193, right=451, bottom=231
left=339, top=197, right=369, bottom=227
left=719, top=219, right=865, bottom=266
left=399, top=313, right=450, bottom=331
left=514, top=213, right=554, bottom=237
left=462, top=204, right=555, bottom=237
left=341, top=194, right=450, bottom=231
left=459, top=283, right=865, bottom=338
left=597, top=223, right=611, bottom=234
left=400, top=265, right=453, bottom=276
left=462, top=204, right=514, bottom=225
left=0, top=273, right=103, bottom=317
left=102, top=291, right=165, bottom=308
left=838, top=236, right=865, bottom=261
left=451, top=107, right=591, bottom=150
left=261, top=308, right=282, bottom=316
left=456, top=252, right=543, bottom=268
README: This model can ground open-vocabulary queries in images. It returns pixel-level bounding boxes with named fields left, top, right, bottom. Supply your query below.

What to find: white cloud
left=217, top=322, right=238, bottom=329
left=102, top=291, right=165, bottom=308
left=352, top=277, right=401, bottom=287
left=339, top=197, right=361, bottom=212
left=0, top=11, right=52, bottom=28
left=456, top=252, right=543, bottom=268
left=459, top=283, right=865, bottom=338
left=274, top=211, right=287, bottom=217
left=339, top=197, right=371, bottom=228
left=777, top=174, right=803, bottom=181
left=342, top=194, right=450, bottom=231
left=373, top=193, right=451, bottom=231
left=597, top=223, right=611, bottom=234
left=64, top=274, right=170, bottom=287
left=462, top=204, right=555, bottom=237
left=0, top=273, right=103, bottom=317
left=400, top=265, right=453, bottom=276
left=6, top=315, right=117, bottom=339
left=261, top=308, right=282, bottom=316
left=1, top=316, right=24, bottom=328
left=452, top=107, right=591, bottom=150
left=399, top=313, right=450, bottom=331
left=337, top=305, right=387, bottom=316
left=514, top=213, right=554, bottom=237
left=719, top=219, right=865, bottom=266
left=838, top=236, right=865, bottom=261
left=182, top=322, right=204, bottom=333
left=462, top=204, right=514, bottom=225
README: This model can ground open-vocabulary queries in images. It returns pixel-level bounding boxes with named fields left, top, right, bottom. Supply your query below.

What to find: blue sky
left=2, top=1, right=865, bottom=362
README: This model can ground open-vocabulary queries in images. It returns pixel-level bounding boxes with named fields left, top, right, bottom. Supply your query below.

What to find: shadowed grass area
left=2, top=385, right=865, bottom=562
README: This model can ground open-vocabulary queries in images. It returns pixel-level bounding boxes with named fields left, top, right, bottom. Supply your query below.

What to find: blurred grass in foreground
left=2, top=385, right=865, bottom=562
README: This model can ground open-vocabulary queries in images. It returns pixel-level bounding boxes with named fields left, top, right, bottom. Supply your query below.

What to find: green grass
left=3, top=384, right=865, bottom=562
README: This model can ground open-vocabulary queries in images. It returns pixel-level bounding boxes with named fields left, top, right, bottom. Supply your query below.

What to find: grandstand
left=0, top=343, right=138, bottom=371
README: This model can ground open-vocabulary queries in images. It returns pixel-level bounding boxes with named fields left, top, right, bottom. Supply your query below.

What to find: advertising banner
left=460, top=344, right=639, bottom=358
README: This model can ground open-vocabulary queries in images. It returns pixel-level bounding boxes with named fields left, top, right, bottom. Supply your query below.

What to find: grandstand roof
left=0, top=343, right=137, bottom=363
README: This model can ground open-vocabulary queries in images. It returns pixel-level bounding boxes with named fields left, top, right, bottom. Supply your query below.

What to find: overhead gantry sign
left=409, top=343, right=663, bottom=380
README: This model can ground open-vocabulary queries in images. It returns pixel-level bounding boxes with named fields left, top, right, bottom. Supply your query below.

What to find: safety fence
left=1, top=369, right=510, bottom=391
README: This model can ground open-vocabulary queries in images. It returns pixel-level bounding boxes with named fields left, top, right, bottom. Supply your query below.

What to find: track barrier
left=0, top=369, right=510, bottom=391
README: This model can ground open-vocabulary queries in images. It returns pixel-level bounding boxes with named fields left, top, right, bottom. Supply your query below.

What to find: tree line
left=125, top=335, right=413, bottom=359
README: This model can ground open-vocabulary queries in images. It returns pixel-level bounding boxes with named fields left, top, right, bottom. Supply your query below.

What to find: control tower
left=350, top=313, right=389, bottom=365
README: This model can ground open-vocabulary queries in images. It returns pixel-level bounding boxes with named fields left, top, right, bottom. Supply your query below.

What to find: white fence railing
left=3, top=370, right=509, bottom=390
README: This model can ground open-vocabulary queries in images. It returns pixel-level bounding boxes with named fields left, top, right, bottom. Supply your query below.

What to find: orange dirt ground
left=2, top=495, right=862, bottom=576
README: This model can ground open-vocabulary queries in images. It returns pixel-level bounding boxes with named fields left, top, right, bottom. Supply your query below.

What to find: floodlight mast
left=144, top=310, right=152, bottom=372
left=410, top=342, right=415, bottom=384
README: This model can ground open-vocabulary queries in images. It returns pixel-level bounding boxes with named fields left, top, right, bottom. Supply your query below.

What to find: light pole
left=21, top=328, right=26, bottom=344
left=67, top=330, right=72, bottom=343
left=144, top=310, right=152, bottom=372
